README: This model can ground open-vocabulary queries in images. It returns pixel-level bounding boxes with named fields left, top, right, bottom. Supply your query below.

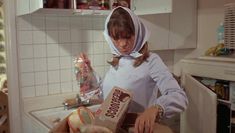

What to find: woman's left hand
left=134, top=106, right=158, bottom=133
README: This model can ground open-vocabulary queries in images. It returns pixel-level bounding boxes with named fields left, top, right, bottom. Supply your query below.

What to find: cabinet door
left=133, top=0, right=172, bottom=15
left=17, top=0, right=43, bottom=16
left=30, top=0, right=43, bottom=14
left=169, top=0, right=197, bottom=49
left=140, top=14, right=170, bottom=50
left=181, top=74, right=217, bottom=133
left=17, top=0, right=30, bottom=16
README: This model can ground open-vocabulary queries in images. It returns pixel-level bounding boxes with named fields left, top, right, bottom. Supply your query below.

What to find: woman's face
left=111, top=35, right=135, bottom=55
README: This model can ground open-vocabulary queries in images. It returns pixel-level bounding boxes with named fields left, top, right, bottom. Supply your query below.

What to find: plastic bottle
left=217, top=22, right=224, bottom=44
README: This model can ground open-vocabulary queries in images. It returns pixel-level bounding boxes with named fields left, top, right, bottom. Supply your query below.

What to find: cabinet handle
left=224, top=70, right=235, bottom=76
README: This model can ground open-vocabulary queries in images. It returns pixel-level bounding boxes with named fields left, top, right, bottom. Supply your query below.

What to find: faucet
left=63, top=94, right=90, bottom=110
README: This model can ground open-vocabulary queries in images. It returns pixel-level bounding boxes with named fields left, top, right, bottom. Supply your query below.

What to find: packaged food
left=74, top=57, right=100, bottom=102
left=68, top=106, right=95, bottom=133
left=93, top=86, right=132, bottom=132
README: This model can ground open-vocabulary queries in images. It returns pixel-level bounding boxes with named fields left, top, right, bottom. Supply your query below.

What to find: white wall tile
left=33, top=45, right=47, bottom=58
left=17, top=15, right=32, bottom=30
left=82, top=43, right=93, bottom=54
left=20, top=59, right=34, bottom=73
left=71, top=29, right=82, bottom=43
left=93, top=30, right=104, bottom=42
left=47, top=44, right=59, bottom=57
left=61, top=82, right=72, bottom=93
left=71, top=44, right=82, bottom=57
left=58, top=17, right=70, bottom=30
left=18, top=31, right=33, bottom=44
left=81, top=30, right=93, bottom=42
left=35, top=85, right=48, bottom=96
left=20, top=45, right=34, bottom=59
left=59, top=30, right=70, bottom=43
left=32, top=15, right=45, bottom=31
left=93, top=42, right=104, bottom=54
left=47, top=57, right=60, bottom=70
left=93, top=54, right=104, bottom=66
left=60, top=69, right=72, bottom=82
left=94, top=66, right=105, bottom=78
left=33, top=31, right=46, bottom=44
left=60, top=56, right=72, bottom=69
left=21, top=73, right=35, bottom=87
left=48, top=83, right=61, bottom=94
left=22, top=86, right=35, bottom=98
left=35, top=72, right=48, bottom=85
left=46, top=31, right=59, bottom=44
left=59, top=44, right=71, bottom=56
left=34, top=58, right=47, bottom=71
left=104, top=42, right=111, bottom=54
left=82, top=17, right=93, bottom=29
left=17, top=14, right=126, bottom=98
left=48, top=70, right=60, bottom=83
left=72, top=81, right=80, bottom=92
left=70, top=17, right=82, bottom=29
left=92, top=17, right=104, bottom=30
left=45, top=16, right=58, bottom=30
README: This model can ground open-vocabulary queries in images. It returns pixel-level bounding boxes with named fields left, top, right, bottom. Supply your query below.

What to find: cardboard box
left=93, top=86, right=132, bottom=132
left=50, top=112, right=173, bottom=133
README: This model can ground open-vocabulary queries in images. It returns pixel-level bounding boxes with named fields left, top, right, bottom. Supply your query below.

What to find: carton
left=50, top=113, right=173, bottom=133
left=93, top=86, right=132, bottom=132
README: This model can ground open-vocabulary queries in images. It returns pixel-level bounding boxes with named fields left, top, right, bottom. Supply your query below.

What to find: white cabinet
left=181, top=74, right=217, bottom=133
left=17, top=0, right=172, bottom=16
left=140, top=14, right=170, bottom=50
left=133, top=0, right=172, bottom=15
left=180, top=58, right=235, bottom=133
left=140, top=0, right=197, bottom=50
left=17, top=0, right=44, bottom=16
left=169, top=0, right=197, bottom=49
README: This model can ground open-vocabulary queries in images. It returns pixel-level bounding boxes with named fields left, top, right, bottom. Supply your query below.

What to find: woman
left=80, top=6, right=188, bottom=133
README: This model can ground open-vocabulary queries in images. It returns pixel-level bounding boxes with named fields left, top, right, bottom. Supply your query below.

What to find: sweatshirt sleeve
left=148, top=54, right=188, bottom=118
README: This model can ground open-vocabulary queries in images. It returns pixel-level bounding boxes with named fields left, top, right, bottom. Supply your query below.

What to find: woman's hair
left=107, top=7, right=149, bottom=67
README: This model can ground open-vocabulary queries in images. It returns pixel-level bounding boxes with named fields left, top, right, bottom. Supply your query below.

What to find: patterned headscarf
left=103, top=6, right=150, bottom=58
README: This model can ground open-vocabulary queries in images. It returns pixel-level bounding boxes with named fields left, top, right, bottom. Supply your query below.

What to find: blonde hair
left=107, top=42, right=150, bottom=68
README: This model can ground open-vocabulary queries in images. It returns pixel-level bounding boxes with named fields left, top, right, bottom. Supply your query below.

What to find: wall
left=173, top=0, right=234, bottom=76
left=17, top=13, right=175, bottom=98
left=17, top=14, right=110, bottom=98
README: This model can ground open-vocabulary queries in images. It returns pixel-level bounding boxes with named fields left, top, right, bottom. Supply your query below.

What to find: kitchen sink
left=30, top=104, right=100, bottom=129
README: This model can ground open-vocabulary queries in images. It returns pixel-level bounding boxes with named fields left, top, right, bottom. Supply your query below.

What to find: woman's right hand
left=79, top=53, right=93, bottom=71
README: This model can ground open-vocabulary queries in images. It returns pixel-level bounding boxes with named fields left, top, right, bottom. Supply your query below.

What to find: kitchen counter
left=29, top=104, right=100, bottom=131
left=22, top=92, right=81, bottom=133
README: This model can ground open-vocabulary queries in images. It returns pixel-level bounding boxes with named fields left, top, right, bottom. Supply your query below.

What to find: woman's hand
left=134, top=106, right=158, bottom=133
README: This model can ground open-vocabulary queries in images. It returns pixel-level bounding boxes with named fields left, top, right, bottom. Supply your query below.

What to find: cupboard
left=140, top=0, right=197, bottom=50
left=16, top=0, right=172, bottom=16
left=180, top=58, right=235, bottom=133
left=16, top=0, right=197, bottom=50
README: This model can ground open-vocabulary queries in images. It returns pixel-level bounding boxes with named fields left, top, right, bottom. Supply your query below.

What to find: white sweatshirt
left=100, top=52, right=188, bottom=118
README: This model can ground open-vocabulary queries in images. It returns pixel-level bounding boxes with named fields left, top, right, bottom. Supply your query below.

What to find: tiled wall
left=17, top=13, right=174, bottom=98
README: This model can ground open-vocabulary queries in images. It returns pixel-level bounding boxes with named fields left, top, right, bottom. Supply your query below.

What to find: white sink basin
left=30, top=104, right=100, bottom=129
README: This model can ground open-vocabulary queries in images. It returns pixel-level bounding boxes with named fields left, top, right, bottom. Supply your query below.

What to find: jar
left=100, top=0, right=109, bottom=10
left=77, top=0, right=89, bottom=9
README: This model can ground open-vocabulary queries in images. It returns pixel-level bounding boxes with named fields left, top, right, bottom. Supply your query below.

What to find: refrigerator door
left=181, top=74, right=217, bottom=133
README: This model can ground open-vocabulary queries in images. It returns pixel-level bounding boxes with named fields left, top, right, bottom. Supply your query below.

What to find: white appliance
left=180, top=57, right=235, bottom=133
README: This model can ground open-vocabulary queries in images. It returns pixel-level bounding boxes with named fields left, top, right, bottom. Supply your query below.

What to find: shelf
left=36, top=8, right=110, bottom=16
left=218, top=99, right=231, bottom=105
left=198, top=55, right=235, bottom=63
